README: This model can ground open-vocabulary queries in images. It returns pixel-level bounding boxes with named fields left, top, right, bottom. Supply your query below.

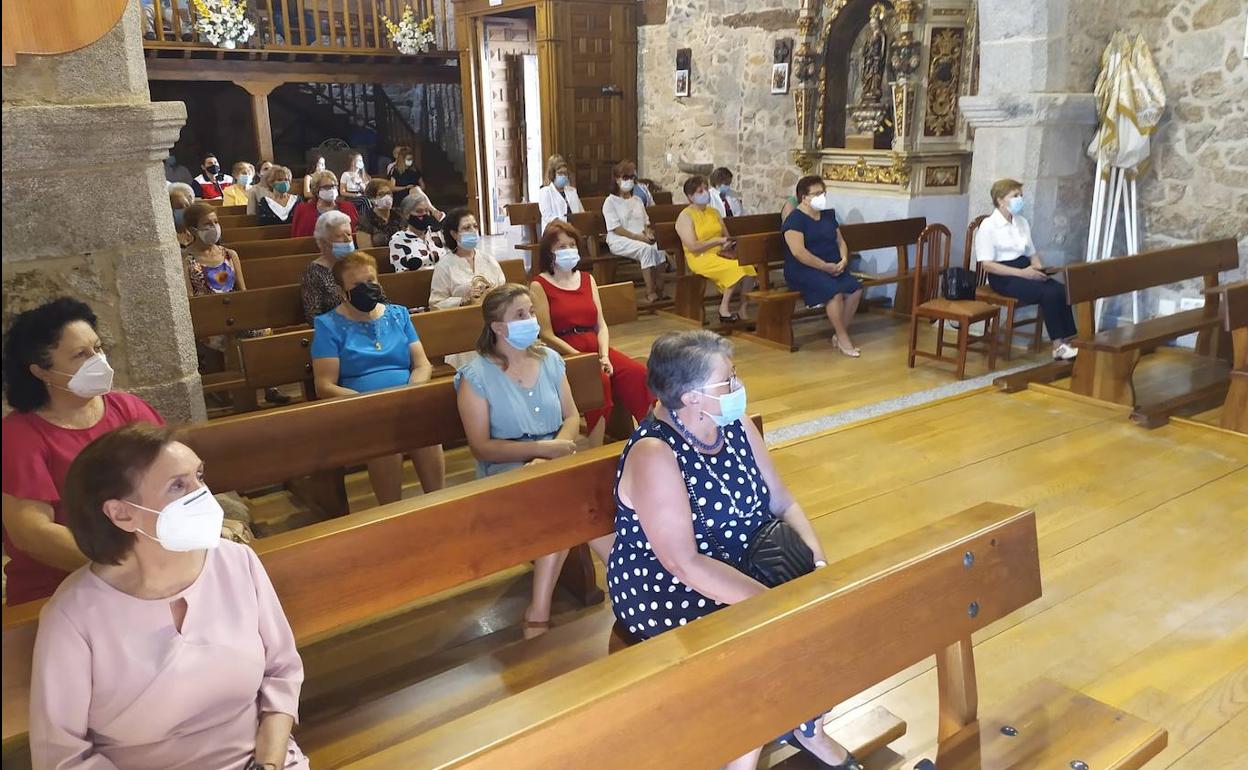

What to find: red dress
left=534, top=273, right=653, bottom=431
left=289, top=199, right=360, bottom=238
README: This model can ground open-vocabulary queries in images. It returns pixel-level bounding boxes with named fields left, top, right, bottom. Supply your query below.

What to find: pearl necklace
left=668, top=410, right=723, bottom=453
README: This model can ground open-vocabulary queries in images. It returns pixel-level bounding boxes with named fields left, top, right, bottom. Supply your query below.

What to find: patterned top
left=389, top=225, right=448, bottom=272
left=607, top=417, right=773, bottom=640
left=186, top=248, right=239, bottom=296
left=358, top=205, right=404, bottom=248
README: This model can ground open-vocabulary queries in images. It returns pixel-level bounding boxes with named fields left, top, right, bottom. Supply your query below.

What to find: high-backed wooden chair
left=908, top=224, right=1001, bottom=379
left=650, top=190, right=674, bottom=205
left=965, top=215, right=1044, bottom=359
left=579, top=195, right=607, bottom=212
left=505, top=202, right=542, bottom=266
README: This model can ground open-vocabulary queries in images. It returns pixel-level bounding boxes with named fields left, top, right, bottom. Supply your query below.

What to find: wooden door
left=484, top=18, right=534, bottom=224
left=544, top=0, right=638, bottom=196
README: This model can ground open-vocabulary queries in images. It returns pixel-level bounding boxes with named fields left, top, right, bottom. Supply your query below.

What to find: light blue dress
left=310, top=304, right=418, bottom=393
left=453, top=348, right=567, bottom=478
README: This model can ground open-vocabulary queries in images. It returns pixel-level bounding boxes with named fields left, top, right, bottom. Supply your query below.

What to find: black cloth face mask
left=409, top=214, right=439, bottom=232
left=348, top=281, right=384, bottom=312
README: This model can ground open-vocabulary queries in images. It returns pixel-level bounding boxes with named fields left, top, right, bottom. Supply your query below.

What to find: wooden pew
left=1204, top=278, right=1248, bottom=433
left=335, top=503, right=1166, bottom=770
left=217, top=213, right=260, bottom=229
left=650, top=190, right=674, bottom=205
left=0, top=362, right=613, bottom=768
left=567, top=211, right=624, bottom=285
left=644, top=202, right=686, bottom=224
left=237, top=277, right=634, bottom=394
left=579, top=195, right=606, bottom=212
left=232, top=236, right=320, bottom=259
left=242, top=247, right=393, bottom=291
left=732, top=217, right=928, bottom=351
left=1064, top=239, right=1239, bottom=420
left=223, top=223, right=292, bottom=241
left=206, top=202, right=248, bottom=214
left=504, top=202, right=541, bottom=262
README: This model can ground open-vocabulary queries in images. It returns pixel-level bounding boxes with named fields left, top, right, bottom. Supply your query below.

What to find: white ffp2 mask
left=52, top=352, right=114, bottom=399
left=133, top=486, right=224, bottom=552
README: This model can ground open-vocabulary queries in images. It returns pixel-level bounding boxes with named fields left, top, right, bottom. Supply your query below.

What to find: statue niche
left=822, top=0, right=895, bottom=151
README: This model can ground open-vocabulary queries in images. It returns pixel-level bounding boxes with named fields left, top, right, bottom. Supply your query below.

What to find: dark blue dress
left=782, top=208, right=863, bottom=307
left=607, top=416, right=824, bottom=738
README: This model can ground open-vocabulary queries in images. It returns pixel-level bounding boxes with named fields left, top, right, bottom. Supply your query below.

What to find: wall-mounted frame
left=675, top=47, right=691, bottom=97
left=772, top=37, right=792, bottom=94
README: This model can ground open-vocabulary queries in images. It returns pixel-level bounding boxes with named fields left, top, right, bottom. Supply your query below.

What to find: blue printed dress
left=607, top=416, right=824, bottom=739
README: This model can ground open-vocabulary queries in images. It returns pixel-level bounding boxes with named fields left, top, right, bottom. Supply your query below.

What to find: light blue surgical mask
left=692, top=191, right=711, bottom=206
left=237, top=174, right=252, bottom=186
left=173, top=208, right=185, bottom=227
left=553, top=247, right=581, bottom=272
left=554, top=174, right=569, bottom=189
left=700, top=380, right=747, bottom=427
left=718, top=184, right=732, bottom=196
left=331, top=242, right=354, bottom=259
left=1008, top=196, right=1025, bottom=216
left=504, top=317, right=541, bottom=349
left=459, top=232, right=480, bottom=250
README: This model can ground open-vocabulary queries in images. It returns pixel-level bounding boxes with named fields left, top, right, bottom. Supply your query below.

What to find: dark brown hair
left=709, top=167, right=733, bottom=187
left=682, top=175, right=708, bottom=200
left=182, top=202, right=217, bottom=230
left=611, top=160, right=638, bottom=195
left=795, top=175, right=825, bottom=201
left=331, top=250, right=378, bottom=288
left=537, top=220, right=583, bottom=274
left=63, top=423, right=176, bottom=565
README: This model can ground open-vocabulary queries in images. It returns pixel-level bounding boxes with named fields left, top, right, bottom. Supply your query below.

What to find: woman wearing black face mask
left=310, top=251, right=445, bottom=504
left=388, top=188, right=448, bottom=272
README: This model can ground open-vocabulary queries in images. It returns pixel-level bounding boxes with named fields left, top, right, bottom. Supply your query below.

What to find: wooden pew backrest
left=190, top=285, right=304, bottom=338
left=645, top=203, right=686, bottom=224
left=1217, top=279, right=1248, bottom=332
left=339, top=504, right=1055, bottom=769
left=724, top=213, right=782, bottom=237
left=650, top=190, right=674, bottom=206
left=241, top=247, right=392, bottom=291
left=1064, top=239, right=1240, bottom=304
left=596, top=281, right=638, bottom=325
left=840, top=216, right=928, bottom=253
left=233, top=236, right=319, bottom=259
left=224, top=224, right=292, bottom=241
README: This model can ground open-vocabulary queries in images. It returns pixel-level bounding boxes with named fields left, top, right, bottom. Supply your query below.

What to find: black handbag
left=942, top=267, right=978, bottom=301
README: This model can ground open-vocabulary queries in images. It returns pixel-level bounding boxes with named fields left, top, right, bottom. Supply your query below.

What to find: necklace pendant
left=374, top=340, right=382, bottom=350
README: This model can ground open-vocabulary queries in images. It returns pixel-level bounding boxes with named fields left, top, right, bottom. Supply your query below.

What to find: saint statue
left=858, top=5, right=889, bottom=105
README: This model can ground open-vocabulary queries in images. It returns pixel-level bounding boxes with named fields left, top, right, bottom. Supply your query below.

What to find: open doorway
left=478, top=9, right=540, bottom=234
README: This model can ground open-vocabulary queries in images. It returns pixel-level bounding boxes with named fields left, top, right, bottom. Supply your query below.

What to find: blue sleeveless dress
left=607, top=416, right=823, bottom=738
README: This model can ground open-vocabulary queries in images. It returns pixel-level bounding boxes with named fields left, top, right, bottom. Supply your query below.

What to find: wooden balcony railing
left=142, top=0, right=455, bottom=57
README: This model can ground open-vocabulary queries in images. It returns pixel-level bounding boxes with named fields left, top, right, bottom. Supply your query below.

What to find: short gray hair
left=399, top=187, right=432, bottom=219
left=313, top=209, right=352, bottom=242
left=647, top=330, right=733, bottom=410
left=168, top=182, right=194, bottom=201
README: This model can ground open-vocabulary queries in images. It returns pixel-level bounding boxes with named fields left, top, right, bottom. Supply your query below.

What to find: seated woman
left=357, top=179, right=401, bottom=248
left=974, top=178, right=1080, bottom=360
left=31, top=422, right=307, bottom=769
left=388, top=146, right=423, bottom=207
left=530, top=220, right=654, bottom=446
left=339, top=151, right=371, bottom=207
left=168, top=182, right=195, bottom=251
left=455, top=284, right=587, bottom=637
left=182, top=202, right=246, bottom=295
left=1, top=299, right=165, bottom=606
left=608, top=330, right=856, bottom=770
left=675, top=175, right=757, bottom=324
left=301, top=210, right=368, bottom=323
left=221, top=161, right=254, bottom=207
left=311, top=251, right=445, bottom=504
left=603, top=160, right=669, bottom=304
left=782, top=176, right=865, bottom=357
left=301, top=156, right=326, bottom=200
left=388, top=189, right=449, bottom=272
left=536, top=154, right=584, bottom=235
left=290, top=170, right=359, bottom=238
left=245, top=163, right=274, bottom=216
left=432, top=209, right=506, bottom=369
left=256, top=166, right=299, bottom=226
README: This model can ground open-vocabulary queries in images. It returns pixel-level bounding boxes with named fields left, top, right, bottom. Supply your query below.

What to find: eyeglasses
left=700, top=372, right=742, bottom=393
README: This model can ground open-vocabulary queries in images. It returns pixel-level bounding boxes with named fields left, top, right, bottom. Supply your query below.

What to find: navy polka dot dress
left=607, top=416, right=824, bottom=740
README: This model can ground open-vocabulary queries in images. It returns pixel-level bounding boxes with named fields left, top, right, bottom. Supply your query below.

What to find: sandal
left=521, top=617, right=552, bottom=640
left=832, top=336, right=861, bottom=358
left=784, top=731, right=862, bottom=770
left=718, top=313, right=740, bottom=324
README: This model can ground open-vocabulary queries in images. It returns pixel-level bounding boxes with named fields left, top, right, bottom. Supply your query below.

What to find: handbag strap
left=647, top=419, right=736, bottom=565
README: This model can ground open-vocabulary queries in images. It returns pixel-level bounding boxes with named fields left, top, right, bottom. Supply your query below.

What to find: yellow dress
left=221, top=184, right=249, bottom=206
left=682, top=205, right=757, bottom=291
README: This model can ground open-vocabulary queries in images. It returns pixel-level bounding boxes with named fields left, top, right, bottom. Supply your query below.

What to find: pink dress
left=29, top=541, right=309, bottom=770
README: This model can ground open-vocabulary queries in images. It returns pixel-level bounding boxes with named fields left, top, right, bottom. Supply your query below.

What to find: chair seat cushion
left=917, top=298, right=1000, bottom=319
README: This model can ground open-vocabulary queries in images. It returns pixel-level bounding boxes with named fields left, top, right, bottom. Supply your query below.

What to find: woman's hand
left=643, top=227, right=656, bottom=243
left=600, top=355, right=614, bottom=375
left=539, top=439, right=578, bottom=459
left=1020, top=266, right=1047, bottom=281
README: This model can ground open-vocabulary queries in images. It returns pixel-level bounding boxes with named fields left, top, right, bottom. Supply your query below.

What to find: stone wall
left=2, top=0, right=203, bottom=422
left=637, top=1, right=800, bottom=210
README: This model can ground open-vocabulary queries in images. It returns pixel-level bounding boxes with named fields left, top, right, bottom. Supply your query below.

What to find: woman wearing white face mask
left=30, top=422, right=309, bottom=770
left=536, top=155, right=584, bottom=235
left=1, top=299, right=165, bottom=605
left=431, top=208, right=507, bottom=369
left=290, top=169, right=360, bottom=239
left=603, top=160, right=668, bottom=304
left=609, top=331, right=852, bottom=770
left=530, top=220, right=654, bottom=447
left=455, top=284, right=585, bottom=637
left=782, top=175, right=865, bottom=357
left=357, top=178, right=402, bottom=248
left=339, top=152, right=371, bottom=205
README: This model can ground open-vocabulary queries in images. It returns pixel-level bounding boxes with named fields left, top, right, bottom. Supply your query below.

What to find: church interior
left=1, top=0, right=1245, bottom=768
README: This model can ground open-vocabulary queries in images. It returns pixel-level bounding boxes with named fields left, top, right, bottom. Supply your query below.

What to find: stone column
left=961, top=0, right=1100, bottom=265
left=2, top=0, right=204, bottom=422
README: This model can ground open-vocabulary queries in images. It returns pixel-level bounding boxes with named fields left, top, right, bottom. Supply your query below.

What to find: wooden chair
left=908, top=224, right=1001, bottom=379
left=567, top=211, right=624, bottom=284
left=643, top=203, right=686, bottom=224
left=1064, top=239, right=1239, bottom=415
left=579, top=195, right=606, bottom=212
left=505, top=202, right=542, bottom=267
left=1206, top=279, right=1247, bottom=433
left=650, top=190, right=674, bottom=205
left=964, top=215, right=1044, bottom=360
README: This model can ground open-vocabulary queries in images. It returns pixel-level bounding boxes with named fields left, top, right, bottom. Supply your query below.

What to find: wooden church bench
left=567, top=211, right=626, bottom=285
left=232, top=236, right=320, bottom=260
left=504, top=202, right=541, bottom=263
left=643, top=202, right=687, bottom=224
left=206, top=202, right=248, bottom=215
left=342, top=502, right=1166, bottom=770
left=241, top=246, right=394, bottom=291
left=650, top=190, right=674, bottom=206
left=237, top=278, right=633, bottom=395
left=0, top=408, right=620, bottom=768
left=579, top=195, right=607, bottom=212
left=214, top=213, right=259, bottom=229
left=222, top=223, right=292, bottom=241
left=1065, top=239, right=1239, bottom=418
left=1203, top=278, right=1247, bottom=433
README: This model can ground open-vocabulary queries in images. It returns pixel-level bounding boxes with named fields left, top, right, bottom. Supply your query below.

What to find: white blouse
left=429, top=250, right=507, bottom=309
left=603, top=194, right=650, bottom=235
left=974, top=209, right=1036, bottom=263
left=536, top=184, right=584, bottom=235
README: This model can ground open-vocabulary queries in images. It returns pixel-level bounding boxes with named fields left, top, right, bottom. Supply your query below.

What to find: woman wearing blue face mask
left=536, top=155, right=585, bottom=235
left=455, top=284, right=585, bottom=637
left=301, top=210, right=384, bottom=323
left=608, top=330, right=852, bottom=770
left=31, top=422, right=309, bottom=770
left=676, top=175, right=757, bottom=324
left=973, top=178, right=1080, bottom=360
left=707, top=166, right=745, bottom=219
left=432, top=209, right=508, bottom=369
